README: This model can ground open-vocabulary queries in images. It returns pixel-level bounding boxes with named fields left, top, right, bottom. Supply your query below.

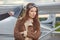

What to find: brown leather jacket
left=14, top=19, right=41, bottom=40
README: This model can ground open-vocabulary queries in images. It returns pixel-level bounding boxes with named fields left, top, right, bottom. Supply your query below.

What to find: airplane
left=0, top=2, right=60, bottom=39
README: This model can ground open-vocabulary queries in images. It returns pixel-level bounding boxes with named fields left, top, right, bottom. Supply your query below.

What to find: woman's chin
left=32, top=17, right=35, bottom=19
left=30, top=16, right=35, bottom=19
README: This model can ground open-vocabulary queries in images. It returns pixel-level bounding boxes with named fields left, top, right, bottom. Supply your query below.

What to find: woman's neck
left=28, top=18, right=33, bottom=23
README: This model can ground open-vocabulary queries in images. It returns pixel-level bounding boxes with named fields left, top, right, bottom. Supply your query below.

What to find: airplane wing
left=0, top=5, right=23, bottom=34
left=38, top=2, right=60, bottom=14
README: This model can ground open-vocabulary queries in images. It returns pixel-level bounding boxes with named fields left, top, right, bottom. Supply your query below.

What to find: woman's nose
left=33, top=12, right=36, bottom=15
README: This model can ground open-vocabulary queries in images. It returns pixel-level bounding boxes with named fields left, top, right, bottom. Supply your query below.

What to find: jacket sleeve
left=27, top=25, right=41, bottom=40
left=32, top=27, right=41, bottom=39
left=14, top=19, right=24, bottom=40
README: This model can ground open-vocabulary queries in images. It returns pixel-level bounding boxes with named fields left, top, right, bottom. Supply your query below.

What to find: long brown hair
left=19, top=3, right=40, bottom=30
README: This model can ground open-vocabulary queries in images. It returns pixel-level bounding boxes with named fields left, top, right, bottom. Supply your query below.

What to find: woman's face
left=29, top=7, right=37, bottom=18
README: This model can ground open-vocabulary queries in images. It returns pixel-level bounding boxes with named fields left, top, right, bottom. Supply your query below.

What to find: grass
left=55, top=22, right=60, bottom=32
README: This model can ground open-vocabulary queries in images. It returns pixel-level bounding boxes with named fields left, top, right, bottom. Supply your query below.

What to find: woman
left=14, top=3, right=41, bottom=40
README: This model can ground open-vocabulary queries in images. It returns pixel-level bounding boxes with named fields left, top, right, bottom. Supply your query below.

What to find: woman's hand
left=20, top=32, right=24, bottom=34
left=20, top=31, right=27, bottom=37
left=24, top=31, right=27, bottom=37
